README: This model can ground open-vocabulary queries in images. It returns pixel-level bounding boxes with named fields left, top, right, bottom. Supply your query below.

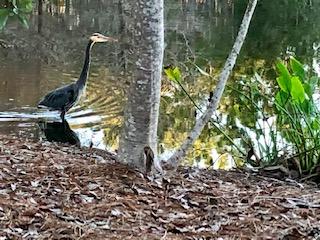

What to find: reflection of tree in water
left=1, top=0, right=319, bottom=65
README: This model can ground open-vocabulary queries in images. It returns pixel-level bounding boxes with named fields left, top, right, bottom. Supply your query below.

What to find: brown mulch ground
left=0, top=136, right=320, bottom=239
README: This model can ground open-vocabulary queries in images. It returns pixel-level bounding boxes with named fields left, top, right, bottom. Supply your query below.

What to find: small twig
left=160, top=230, right=168, bottom=240
left=300, top=173, right=319, bottom=181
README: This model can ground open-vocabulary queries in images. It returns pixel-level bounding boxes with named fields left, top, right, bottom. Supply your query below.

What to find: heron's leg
left=60, top=111, right=66, bottom=121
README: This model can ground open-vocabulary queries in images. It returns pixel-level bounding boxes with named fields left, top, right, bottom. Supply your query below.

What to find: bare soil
left=0, top=135, right=320, bottom=239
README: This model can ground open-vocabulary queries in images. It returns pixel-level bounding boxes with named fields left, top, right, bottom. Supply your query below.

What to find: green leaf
left=17, top=0, right=33, bottom=13
left=276, top=76, right=291, bottom=93
left=276, top=62, right=291, bottom=92
left=290, top=76, right=305, bottom=103
left=301, top=100, right=312, bottom=115
left=164, top=68, right=175, bottom=82
left=258, top=142, right=266, bottom=156
left=0, top=9, right=9, bottom=30
left=17, top=13, right=29, bottom=29
left=172, top=67, right=181, bottom=80
left=311, top=119, right=320, bottom=130
left=290, top=56, right=305, bottom=80
left=303, top=83, right=313, bottom=98
left=164, top=66, right=181, bottom=82
left=275, top=90, right=289, bottom=108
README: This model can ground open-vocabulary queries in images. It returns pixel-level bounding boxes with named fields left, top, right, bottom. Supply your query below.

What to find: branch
left=166, top=0, right=258, bottom=168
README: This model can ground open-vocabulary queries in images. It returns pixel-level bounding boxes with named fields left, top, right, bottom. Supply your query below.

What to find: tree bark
left=118, top=0, right=164, bottom=170
left=166, top=0, right=258, bottom=169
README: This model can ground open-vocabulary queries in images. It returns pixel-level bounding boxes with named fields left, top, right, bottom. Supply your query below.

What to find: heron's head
left=90, top=33, right=117, bottom=43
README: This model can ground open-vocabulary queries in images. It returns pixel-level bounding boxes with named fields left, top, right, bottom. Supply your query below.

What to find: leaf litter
left=0, top=135, right=320, bottom=239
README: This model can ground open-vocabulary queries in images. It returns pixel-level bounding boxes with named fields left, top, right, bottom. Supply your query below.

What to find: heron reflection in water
left=39, top=120, right=80, bottom=146
left=38, top=33, right=117, bottom=120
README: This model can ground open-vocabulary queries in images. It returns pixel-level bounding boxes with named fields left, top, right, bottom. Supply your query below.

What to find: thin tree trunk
left=37, top=0, right=43, bottom=34
left=166, top=0, right=258, bottom=168
left=118, top=0, right=164, bottom=170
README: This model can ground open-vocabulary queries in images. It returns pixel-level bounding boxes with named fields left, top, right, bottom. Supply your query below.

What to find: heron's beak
left=99, top=35, right=118, bottom=43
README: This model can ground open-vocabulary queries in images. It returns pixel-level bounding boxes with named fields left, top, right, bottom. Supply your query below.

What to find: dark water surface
left=1, top=0, right=320, bottom=165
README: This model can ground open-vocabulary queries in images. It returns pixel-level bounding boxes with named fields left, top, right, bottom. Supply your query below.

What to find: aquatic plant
left=0, top=0, right=33, bottom=30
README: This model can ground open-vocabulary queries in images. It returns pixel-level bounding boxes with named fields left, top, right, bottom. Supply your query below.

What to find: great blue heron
left=38, top=33, right=117, bottom=120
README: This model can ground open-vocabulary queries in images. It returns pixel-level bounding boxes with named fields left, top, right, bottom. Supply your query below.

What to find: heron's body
left=38, top=33, right=116, bottom=120
left=38, top=83, right=81, bottom=118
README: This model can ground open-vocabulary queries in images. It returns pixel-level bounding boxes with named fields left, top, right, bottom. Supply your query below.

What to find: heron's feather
left=38, top=83, right=79, bottom=111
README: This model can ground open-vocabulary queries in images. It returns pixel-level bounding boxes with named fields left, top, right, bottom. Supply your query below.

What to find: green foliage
left=0, top=9, right=9, bottom=29
left=163, top=64, right=247, bottom=168
left=0, top=0, right=33, bottom=30
left=229, top=75, right=279, bottom=165
left=276, top=62, right=291, bottom=93
left=290, top=57, right=305, bottom=80
left=274, top=57, right=320, bottom=174
left=164, top=65, right=182, bottom=83
left=275, top=57, right=306, bottom=104
left=230, top=56, right=320, bottom=176
left=290, top=76, right=305, bottom=103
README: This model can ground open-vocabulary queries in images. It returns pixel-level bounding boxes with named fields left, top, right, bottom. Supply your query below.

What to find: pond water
left=1, top=0, right=320, bottom=166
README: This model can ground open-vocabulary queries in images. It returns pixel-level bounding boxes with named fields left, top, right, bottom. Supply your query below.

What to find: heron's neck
left=78, top=40, right=94, bottom=88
